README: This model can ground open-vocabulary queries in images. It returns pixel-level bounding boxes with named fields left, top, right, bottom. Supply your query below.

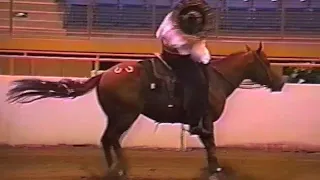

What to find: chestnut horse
left=6, top=43, right=284, bottom=180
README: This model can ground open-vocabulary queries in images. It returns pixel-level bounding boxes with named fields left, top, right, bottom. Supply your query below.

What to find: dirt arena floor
left=0, top=146, right=320, bottom=180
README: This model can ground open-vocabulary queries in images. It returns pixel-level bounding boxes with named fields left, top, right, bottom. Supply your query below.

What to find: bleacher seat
left=118, top=0, right=152, bottom=31
left=155, top=0, right=171, bottom=30
left=225, top=0, right=251, bottom=10
left=64, top=1, right=88, bottom=29
left=65, top=0, right=90, bottom=5
left=310, top=0, right=320, bottom=24
left=219, top=0, right=252, bottom=33
left=305, top=0, right=320, bottom=34
left=251, top=0, right=281, bottom=33
left=311, top=0, right=320, bottom=8
left=203, top=0, right=219, bottom=36
left=205, top=0, right=218, bottom=8
left=93, top=0, right=119, bottom=30
left=253, top=0, right=280, bottom=9
left=283, top=0, right=316, bottom=34
left=283, top=0, right=308, bottom=9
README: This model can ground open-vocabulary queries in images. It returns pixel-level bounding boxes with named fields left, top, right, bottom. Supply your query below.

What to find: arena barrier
left=0, top=75, right=320, bottom=151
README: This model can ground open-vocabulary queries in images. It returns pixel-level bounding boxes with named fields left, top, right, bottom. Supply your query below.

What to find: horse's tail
left=6, top=74, right=103, bottom=104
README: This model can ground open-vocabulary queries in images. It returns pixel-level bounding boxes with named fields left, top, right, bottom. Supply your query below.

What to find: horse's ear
left=245, top=44, right=251, bottom=52
left=257, top=41, right=263, bottom=53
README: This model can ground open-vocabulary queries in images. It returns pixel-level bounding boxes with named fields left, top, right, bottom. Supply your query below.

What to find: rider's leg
left=187, top=62, right=211, bottom=136
left=162, top=49, right=211, bottom=136
left=188, top=42, right=211, bottom=136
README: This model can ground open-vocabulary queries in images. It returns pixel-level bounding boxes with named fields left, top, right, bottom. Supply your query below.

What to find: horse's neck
left=209, top=56, right=248, bottom=96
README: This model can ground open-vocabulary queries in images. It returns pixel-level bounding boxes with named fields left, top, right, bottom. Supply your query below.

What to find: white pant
left=156, top=12, right=211, bottom=64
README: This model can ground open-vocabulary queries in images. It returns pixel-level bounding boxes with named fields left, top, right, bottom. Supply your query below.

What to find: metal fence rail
left=0, top=0, right=320, bottom=39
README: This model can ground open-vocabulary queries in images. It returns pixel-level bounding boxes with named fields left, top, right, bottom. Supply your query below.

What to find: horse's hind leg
left=101, top=125, right=115, bottom=169
left=102, top=112, right=139, bottom=179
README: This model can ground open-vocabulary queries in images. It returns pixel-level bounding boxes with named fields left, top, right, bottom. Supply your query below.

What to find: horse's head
left=244, top=42, right=284, bottom=92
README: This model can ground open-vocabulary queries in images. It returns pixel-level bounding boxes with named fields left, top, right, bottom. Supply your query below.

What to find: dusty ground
left=0, top=146, right=319, bottom=180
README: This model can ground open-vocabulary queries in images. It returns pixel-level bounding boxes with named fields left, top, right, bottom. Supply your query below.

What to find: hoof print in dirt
left=200, top=172, right=228, bottom=180
left=199, top=166, right=237, bottom=180
left=208, top=173, right=220, bottom=180
left=105, top=172, right=128, bottom=180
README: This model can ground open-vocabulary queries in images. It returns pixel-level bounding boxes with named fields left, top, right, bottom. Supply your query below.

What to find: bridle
left=250, top=50, right=274, bottom=88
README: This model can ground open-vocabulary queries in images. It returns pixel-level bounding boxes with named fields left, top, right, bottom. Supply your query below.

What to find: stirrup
left=189, top=126, right=212, bottom=136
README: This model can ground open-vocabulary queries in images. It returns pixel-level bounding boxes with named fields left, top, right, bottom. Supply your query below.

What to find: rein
left=210, top=66, right=237, bottom=89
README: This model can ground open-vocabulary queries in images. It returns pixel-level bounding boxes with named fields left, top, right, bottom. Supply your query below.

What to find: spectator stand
left=63, top=0, right=89, bottom=35
left=283, top=0, right=320, bottom=37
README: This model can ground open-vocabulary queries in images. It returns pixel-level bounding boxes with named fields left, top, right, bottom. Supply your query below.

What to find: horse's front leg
left=199, top=131, right=222, bottom=175
left=199, top=115, right=223, bottom=178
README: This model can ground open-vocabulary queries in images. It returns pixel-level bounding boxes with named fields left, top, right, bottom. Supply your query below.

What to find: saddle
left=141, top=53, right=180, bottom=101
left=139, top=54, right=186, bottom=124
left=139, top=53, right=209, bottom=125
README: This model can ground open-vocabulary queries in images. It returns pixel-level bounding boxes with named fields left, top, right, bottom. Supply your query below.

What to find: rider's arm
left=190, top=40, right=211, bottom=64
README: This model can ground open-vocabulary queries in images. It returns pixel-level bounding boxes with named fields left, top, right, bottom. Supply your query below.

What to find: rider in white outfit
left=155, top=1, right=213, bottom=136
left=156, top=12, right=211, bottom=65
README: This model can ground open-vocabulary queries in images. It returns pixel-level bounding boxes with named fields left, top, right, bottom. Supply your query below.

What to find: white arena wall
left=0, top=75, right=320, bottom=151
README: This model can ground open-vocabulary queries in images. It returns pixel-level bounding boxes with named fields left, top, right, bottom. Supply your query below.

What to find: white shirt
left=156, top=11, right=211, bottom=64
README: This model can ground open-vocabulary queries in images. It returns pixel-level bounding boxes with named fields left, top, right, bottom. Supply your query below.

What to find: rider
left=155, top=0, right=212, bottom=136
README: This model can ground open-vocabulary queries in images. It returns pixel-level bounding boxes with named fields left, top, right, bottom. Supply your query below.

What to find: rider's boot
left=189, top=120, right=212, bottom=136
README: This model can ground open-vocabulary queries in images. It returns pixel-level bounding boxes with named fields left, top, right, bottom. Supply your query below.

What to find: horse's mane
left=224, top=51, right=247, bottom=58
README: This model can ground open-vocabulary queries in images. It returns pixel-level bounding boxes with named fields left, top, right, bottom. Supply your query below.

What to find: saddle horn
left=245, top=44, right=251, bottom=52
left=257, top=41, right=263, bottom=53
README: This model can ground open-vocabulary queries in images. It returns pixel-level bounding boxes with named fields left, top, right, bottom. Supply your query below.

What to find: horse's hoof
left=208, top=173, right=220, bottom=180
left=117, top=170, right=128, bottom=180
left=105, top=162, right=129, bottom=180
left=200, top=167, right=224, bottom=180
left=106, top=168, right=128, bottom=180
